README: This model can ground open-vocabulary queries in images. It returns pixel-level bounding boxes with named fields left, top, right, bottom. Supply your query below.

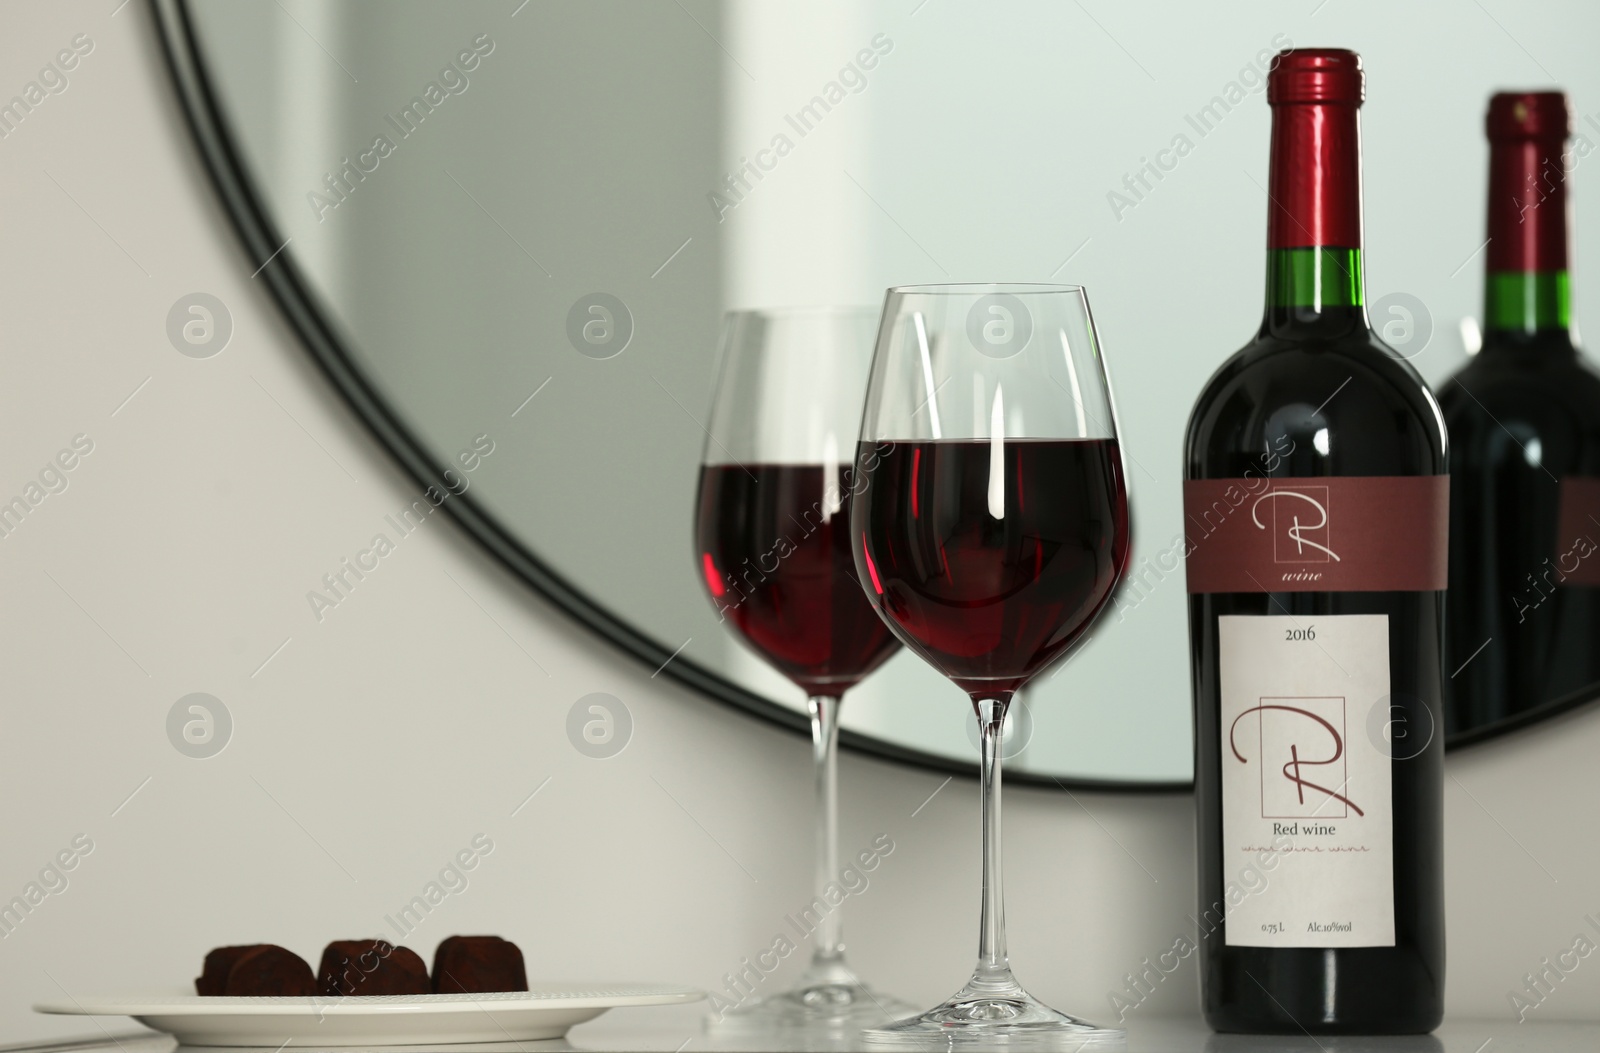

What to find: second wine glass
left=694, top=307, right=912, bottom=1032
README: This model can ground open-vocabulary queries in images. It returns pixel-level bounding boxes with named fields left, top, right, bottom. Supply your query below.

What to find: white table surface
left=16, top=1004, right=1599, bottom=1052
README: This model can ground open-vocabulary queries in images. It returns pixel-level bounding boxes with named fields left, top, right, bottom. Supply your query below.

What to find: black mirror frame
left=147, top=0, right=1590, bottom=794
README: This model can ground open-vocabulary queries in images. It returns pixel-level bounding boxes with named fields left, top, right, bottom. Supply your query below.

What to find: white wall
left=0, top=3, right=1596, bottom=1044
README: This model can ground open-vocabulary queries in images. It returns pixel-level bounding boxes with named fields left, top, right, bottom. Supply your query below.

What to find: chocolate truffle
left=226, top=945, right=316, bottom=996
left=317, top=939, right=430, bottom=996
left=195, top=944, right=315, bottom=996
left=431, top=935, right=528, bottom=994
left=196, top=945, right=254, bottom=995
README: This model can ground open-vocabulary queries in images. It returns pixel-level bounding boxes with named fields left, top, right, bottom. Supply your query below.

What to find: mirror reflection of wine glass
left=853, top=285, right=1130, bottom=1050
left=694, top=308, right=913, bottom=1032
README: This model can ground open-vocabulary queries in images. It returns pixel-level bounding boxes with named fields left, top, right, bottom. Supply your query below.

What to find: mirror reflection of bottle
left=1441, top=91, right=1600, bottom=731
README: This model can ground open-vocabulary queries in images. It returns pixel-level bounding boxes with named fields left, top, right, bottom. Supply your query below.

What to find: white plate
left=34, top=985, right=704, bottom=1047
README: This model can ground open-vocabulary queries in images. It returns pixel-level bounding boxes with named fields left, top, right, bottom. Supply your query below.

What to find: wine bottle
left=1441, top=92, right=1600, bottom=734
left=1182, top=49, right=1446, bottom=1033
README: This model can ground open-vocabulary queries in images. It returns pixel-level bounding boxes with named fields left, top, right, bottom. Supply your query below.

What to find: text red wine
left=851, top=438, right=1127, bottom=695
left=1182, top=50, right=1445, bottom=1035
left=696, top=464, right=899, bottom=697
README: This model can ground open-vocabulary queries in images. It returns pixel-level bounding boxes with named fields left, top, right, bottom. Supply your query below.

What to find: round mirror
left=156, top=0, right=1600, bottom=788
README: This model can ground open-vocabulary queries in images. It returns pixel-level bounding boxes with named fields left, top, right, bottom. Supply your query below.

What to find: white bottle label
left=1218, top=614, right=1396, bottom=948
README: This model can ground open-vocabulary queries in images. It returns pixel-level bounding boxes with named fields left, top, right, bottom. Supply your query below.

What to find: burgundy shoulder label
left=1555, top=477, right=1600, bottom=587
left=1184, top=475, right=1449, bottom=594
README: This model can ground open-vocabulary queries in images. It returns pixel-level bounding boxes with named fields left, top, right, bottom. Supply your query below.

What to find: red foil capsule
left=1485, top=91, right=1570, bottom=273
left=1266, top=48, right=1364, bottom=250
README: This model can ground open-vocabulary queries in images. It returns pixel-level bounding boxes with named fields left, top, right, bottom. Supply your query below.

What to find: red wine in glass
left=854, top=439, right=1127, bottom=695
left=697, top=463, right=899, bottom=695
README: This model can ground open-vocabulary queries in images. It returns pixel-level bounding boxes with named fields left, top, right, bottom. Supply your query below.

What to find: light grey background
left=183, top=0, right=1600, bottom=783
left=0, top=1, right=1598, bottom=1044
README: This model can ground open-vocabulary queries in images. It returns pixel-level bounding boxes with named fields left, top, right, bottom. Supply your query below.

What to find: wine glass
left=694, top=308, right=913, bottom=1032
left=852, top=285, right=1130, bottom=1049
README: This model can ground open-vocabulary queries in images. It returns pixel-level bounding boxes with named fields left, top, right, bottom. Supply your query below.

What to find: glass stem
left=973, top=695, right=1016, bottom=992
left=808, top=694, right=847, bottom=972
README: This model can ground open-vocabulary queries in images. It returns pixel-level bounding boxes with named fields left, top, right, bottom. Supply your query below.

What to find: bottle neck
left=1261, top=100, right=1368, bottom=339
left=1262, top=247, right=1367, bottom=338
left=1484, top=273, right=1569, bottom=334
left=1485, top=135, right=1572, bottom=337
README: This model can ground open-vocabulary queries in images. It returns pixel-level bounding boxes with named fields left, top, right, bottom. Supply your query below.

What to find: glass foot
left=864, top=981, right=1125, bottom=1050
left=709, top=977, right=917, bottom=1033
